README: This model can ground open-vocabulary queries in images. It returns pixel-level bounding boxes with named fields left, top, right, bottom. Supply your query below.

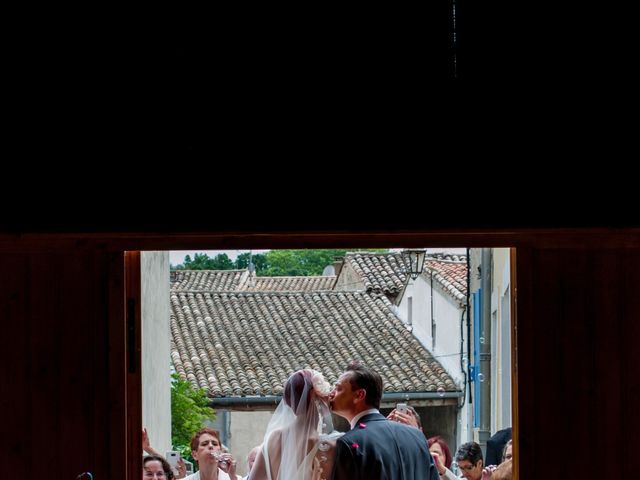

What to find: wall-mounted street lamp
left=402, top=249, right=427, bottom=280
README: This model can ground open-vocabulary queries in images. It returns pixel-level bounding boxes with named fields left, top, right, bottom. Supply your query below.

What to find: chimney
left=333, top=256, right=344, bottom=277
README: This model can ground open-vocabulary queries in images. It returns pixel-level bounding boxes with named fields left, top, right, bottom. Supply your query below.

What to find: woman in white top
left=249, top=369, right=342, bottom=480
left=183, top=427, right=241, bottom=480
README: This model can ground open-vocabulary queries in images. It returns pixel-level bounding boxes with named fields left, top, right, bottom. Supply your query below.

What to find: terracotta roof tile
left=423, top=254, right=468, bottom=304
left=343, top=252, right=468, bottom=305
left=344, top=252, right=408, bottom=296
left=170, top=270, right=247, bottom=291
left=170, top=291, right=457, bottom=398
left=241, top=275, right=336, bottom=292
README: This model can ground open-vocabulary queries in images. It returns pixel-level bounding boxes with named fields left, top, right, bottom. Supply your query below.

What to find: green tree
left=179, top=253, right=234, bottom=270
left=234, top=252, right=268, bottom=273
left=171, top=372, right=216, bottom=464
left=261, top=249, right=387, bottom=276
left=174, top=249, right=388, bottom=275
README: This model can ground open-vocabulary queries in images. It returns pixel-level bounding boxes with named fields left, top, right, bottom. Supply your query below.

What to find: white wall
left=399, top=275, right=465, bottom=385
left=141, top=251, right=172, bottom=454
left=490, top=248, right=512, bottom=433
left=230, top=410, right=274, bottom=476
left=397, top=272, right=471, bottom=449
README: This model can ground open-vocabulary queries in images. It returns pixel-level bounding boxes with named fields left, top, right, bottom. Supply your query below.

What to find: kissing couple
left=248, top=361, right=439, bottom=480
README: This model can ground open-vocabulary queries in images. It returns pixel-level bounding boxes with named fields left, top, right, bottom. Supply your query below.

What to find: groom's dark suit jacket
left=330, top=412, right=439, bottom=480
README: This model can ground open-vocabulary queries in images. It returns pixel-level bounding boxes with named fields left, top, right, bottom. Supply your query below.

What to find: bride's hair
left=283, top=370, right=312, bottom=414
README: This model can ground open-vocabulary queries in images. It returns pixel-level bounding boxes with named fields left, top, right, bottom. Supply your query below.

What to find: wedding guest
left=490, top=459, right=512, bottom=480
left=387, top=404, right=423, bottom=430
left=428, top=436, right=453, bottom=470
left=143, top=428, right=187, bottom=479
left=485, top=427, right=511, bottom=467
left=143, top=455, right=175, bottom=479
left=183, top=427, right=240, bottom=480
left=502, top=440, right=513, bottom=463
left=439, top=441, right=486, bottom=480
left=242, top=446, right=260, bottom=480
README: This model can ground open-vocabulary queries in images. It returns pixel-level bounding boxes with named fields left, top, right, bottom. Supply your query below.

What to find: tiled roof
left=423, top=254, right=468, bottom=304
left=343, top=252, right=408, bottom=296
left=343, top=252, right=468, bottom=305
left=170, top=270, right=247, bottom=291
left=427, top=253, right=467, bottom=263
left=241, top=275, right=336, bottom=292
left=170, top=290, right=457, bottom=398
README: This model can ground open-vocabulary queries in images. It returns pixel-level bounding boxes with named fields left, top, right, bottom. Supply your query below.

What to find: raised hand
left=387, top=408, right=420, bottom=429
left=214, top=450, right=238, bottom=476
left=482, top=464, right=497, bottom=479
left=142, top=427, right=161, bottom=456
left=142, top=428, right=151, bottom=453
left=431, top=452, right=446, bottom=476
left=176, top=458, right=187, bottom=479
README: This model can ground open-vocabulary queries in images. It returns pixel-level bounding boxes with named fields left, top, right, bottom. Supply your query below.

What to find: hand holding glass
left=210, top=450, right=228, bottom=467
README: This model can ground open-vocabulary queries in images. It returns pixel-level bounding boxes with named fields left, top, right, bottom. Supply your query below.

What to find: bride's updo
left=283, top=370, right=312, bottom=414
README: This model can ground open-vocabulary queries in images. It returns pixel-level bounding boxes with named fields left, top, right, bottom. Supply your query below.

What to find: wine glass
left=211, top=449, right=229, bottom=468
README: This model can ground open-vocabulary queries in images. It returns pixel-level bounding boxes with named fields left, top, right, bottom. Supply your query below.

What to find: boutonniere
left=359, top=423, right=367, bottom=429
left=351, top=442, right=359, bottom=449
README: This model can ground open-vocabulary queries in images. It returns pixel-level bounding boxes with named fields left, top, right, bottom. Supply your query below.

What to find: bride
left=249, top=369, right=343, bottom=480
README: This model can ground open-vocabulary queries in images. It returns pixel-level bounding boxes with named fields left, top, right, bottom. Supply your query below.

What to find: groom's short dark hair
left=345, top=361, right=383, bottom=409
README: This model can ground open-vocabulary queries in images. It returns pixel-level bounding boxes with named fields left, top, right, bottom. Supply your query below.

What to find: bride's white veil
left=261, top=369, right=338, bottom=480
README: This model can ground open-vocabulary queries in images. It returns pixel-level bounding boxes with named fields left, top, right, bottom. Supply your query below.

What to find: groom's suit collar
left=350, top=409, right=383, bottom=429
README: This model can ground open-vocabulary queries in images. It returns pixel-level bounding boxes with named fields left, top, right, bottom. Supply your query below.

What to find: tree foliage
left=260, top=249, right=345, bottom=276
left=171, top=372, right=216, bottom=463
left=234, top=252, right=268, bottom=272
left=173, top=249, right=388, bottom=276
left=179, top=252, right=234, bottom=270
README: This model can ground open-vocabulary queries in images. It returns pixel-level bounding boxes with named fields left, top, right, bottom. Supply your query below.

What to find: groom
left=329, top=362, right=439, bottom=479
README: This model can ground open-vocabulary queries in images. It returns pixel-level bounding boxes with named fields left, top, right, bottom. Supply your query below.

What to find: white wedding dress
left=249, top=370, right=343, bottom=480
left=260, top=430, right=342, bottom=480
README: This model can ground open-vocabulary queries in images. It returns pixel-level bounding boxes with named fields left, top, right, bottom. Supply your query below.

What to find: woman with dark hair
left=439, top=441, right=490, bottom=480
left=143, top=455, right=175, bottom=479
left=249, top=369, right=342, bottom=480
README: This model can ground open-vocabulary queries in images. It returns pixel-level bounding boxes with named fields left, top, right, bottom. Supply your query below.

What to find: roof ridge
left=175, top=269, right=247, bottom=273
left=426, top=253, right=467, bottom=263
left=345, top=251, right=400, bottom=256
left=171, top=290, right=359, bottom=296
left=253, top=275, right=336, bottom=279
